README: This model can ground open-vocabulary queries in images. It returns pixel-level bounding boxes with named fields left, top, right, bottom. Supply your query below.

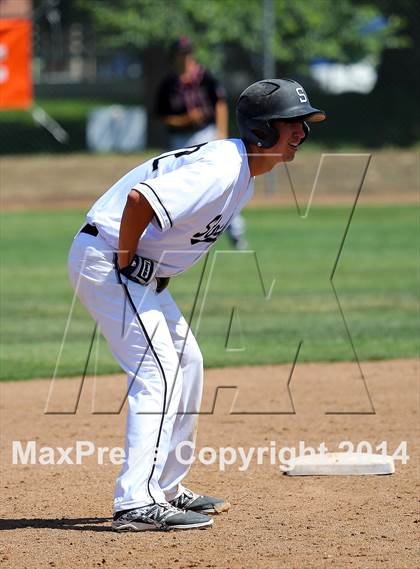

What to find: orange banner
left=0, top=19, right=32, bottom=109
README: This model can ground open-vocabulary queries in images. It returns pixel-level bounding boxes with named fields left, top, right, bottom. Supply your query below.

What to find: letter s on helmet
left=236, top=78, right=326, bottom=148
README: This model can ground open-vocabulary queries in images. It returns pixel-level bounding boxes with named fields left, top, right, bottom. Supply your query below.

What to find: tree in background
left=30, top=0, right=415, bottom=147
left=76, top=0, right=407, bottom=73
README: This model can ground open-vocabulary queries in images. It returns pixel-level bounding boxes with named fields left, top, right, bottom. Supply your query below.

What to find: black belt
left=80, top=224, right=170, bottom=292
left=81, top=223, right=99, bottom=237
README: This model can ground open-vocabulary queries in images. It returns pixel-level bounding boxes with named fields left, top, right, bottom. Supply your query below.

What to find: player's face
left=174, top=52, right=192, bottom=72
left=270, top=120, right=306, bottom=164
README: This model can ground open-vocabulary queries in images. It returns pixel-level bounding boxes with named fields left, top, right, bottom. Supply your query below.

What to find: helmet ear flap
left=236, top=112, right=281, bottom=148
left=259, top=121, right=279, bottom=148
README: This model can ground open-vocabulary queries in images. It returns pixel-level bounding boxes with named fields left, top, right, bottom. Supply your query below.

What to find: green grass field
left=1, top=205, right=418, bottom=380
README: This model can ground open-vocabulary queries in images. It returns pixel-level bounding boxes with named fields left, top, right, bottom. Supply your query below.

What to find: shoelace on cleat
left=170, top=488, right=199, bottom=510
left=148, top=503, right=181, bottom=522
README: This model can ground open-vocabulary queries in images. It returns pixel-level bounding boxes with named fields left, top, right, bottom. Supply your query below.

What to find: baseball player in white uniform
left=67, top=79, right=325, bottom=531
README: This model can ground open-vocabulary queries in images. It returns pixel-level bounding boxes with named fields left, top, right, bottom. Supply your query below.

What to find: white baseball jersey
left=86, top=139, right=254, bottom=277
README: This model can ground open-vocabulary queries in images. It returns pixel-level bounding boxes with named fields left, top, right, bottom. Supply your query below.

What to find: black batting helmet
left=236, top=78, right=326, bottom=148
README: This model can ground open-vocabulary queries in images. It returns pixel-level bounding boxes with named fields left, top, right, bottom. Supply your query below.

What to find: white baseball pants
left=68, top=231, right=203, bottom=511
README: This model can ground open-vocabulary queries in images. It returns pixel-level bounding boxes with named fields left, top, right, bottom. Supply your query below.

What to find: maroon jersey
left=156, top=65, right=226, bottom=131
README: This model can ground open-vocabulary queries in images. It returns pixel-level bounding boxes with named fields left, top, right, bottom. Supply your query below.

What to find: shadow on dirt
left=0, top=517, right=112, bottom=532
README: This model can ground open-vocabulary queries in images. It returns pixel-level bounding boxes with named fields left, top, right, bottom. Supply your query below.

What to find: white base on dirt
left=284, top=452, right=395, bottom=476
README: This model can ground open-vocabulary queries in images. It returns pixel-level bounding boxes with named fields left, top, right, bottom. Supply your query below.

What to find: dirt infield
left=1, top=150, right=419, bottom=209
left=1, top=359, right=418, bottom=569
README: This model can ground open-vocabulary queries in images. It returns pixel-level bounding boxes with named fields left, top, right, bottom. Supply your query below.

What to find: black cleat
left=112, top=502, right=213, bottom=532
left=169, top=488, right=230, bottom=514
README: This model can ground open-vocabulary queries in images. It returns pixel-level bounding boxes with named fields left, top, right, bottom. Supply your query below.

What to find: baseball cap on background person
left=172, top=36, right=193, bottom=55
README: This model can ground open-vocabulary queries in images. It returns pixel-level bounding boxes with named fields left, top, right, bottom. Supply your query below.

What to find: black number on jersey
left=152, top=143, right=208, bottom=171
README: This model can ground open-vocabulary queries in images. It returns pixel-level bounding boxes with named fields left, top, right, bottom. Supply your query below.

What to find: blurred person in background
left=156, top=36, right=248, bottom=250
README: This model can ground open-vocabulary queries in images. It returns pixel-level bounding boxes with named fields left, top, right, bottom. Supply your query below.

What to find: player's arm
left=162, top=113, right=191, bottom=128
left=208, top=73, right=228, bottom=139
left=215, top=99, right=228, bottom=139
left=118, top=190, right=154, bottom=269
left=162, top=111, right=204, bottom=128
